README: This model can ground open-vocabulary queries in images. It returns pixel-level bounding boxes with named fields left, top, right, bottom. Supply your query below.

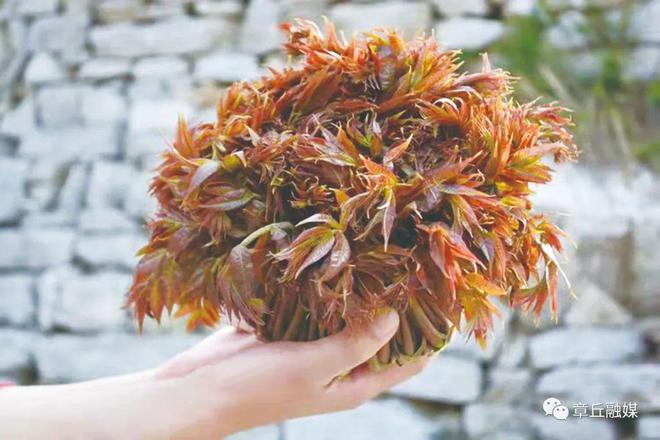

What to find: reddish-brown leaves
left=421, top=222, right=483, bottom=287
left=185, top=159, right=220, bottom=197
left=218, top=245, right=260, bottom=323
left=383, top=135, right=413, bottom=166
left=276, top=225, right=337, bottom=280
left=127, top=18, right=577, bottom=362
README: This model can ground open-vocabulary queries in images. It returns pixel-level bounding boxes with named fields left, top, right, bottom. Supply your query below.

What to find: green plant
left=493, top=2, right=660, bottom=168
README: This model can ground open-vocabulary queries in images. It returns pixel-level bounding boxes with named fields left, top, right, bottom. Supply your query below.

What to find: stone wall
left=0, top=1, right=659, bottom=439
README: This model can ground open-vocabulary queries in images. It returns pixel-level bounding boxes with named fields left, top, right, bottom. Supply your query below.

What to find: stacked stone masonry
left=0, top=1, right=658, bottom=439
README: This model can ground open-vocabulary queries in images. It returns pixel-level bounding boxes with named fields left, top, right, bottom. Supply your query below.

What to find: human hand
left=0, top=309, right=433, bottom=440
left=153, top=308, right=432, bottom=438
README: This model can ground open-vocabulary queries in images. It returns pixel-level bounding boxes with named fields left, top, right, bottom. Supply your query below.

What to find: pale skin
left=0, top=309, right=434, bottom=439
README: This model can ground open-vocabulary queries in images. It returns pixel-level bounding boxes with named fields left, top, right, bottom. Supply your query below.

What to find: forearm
left=0, top=373, right=187, bottom=440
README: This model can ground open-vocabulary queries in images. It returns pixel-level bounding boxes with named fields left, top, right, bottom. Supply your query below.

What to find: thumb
left=305, top=308, right=399, bottom=378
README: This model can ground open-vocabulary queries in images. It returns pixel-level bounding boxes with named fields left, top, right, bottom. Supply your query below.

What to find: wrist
left=96, top=366, right=242, bottom=439
left=77, top=367, right=241, bottom=439
left=156, top=370, right=243, bottom=439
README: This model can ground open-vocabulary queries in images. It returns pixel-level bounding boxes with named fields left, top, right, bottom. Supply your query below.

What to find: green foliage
left=491, top=15, right=550, bottom=92
left=492, top=2, right=660, bottom=169
left=647, top=81, right=660, bottom=108
left=636, top=141, right=660, bottom=169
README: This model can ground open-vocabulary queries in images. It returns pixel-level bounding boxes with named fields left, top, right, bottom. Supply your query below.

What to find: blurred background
left=0, top=0, right=658, bottom=439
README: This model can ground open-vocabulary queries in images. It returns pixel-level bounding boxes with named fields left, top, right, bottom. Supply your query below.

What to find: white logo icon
left=543, top=397, right=568, bottom=420
left=552, top=405, right=569, bottom=420
left=543, top=397, right=561, bottom=415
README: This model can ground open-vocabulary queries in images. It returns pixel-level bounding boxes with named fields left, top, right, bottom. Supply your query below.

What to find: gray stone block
left=19, top=126, right=119, bottom=160
left=284, top=398, right=455, bottom=440
left=24, top=52, right=66, bottom=84
left=484, top=368, right=534, bottom=404
left=529, top=328, right=644, bottom=369
left=239, top=0, right=282, bottom=54
left=79, top=209, right=136, bottom=233
left=86, top=161, right=137, bottom=208
left=0, top=330, right=34, bottom=380
left=632, top=0, right=660, bottom=44
left=0, top=158, right=27, bottom=223
left=537, top=364, right=660, bottom=411
left=58, top=163, right=89, bottom=212
left=22, top=211, right=76, bottom=229
left=15, top=0, right=59, bottom=16
left=80, top=86, right=127, bottom=125
left=496, top=333, right=528, bottom=368
left=28, top=15, right=87, bottom=55
left=38, top=268, right=129, bottom=332
left=564, top=282, right=632, bottom=326
left=37, top=84, right=84, bottom=127
left=35, top=333, right=202, bottom=383
left=196, top=1, right=243, bottom=18
left=0, top=98, right=37, bottom=139
left=0, top=275, right=34, bottom=327
left=24, top=228, right=76, bottom=269
left=78, top=58, right=131, bottom=80
left=641, top=318, right=660, bottom=351
left=132, top=56, right=189, bottom=78
left=632, top=219, right=660, bottom=316
left=532, top=414, right=617, bottom=440
left=280, top=0, right=327, bottom=22
left=390, top=355, right=483, bottom=404
left=23, top=159, right=65, bottom=211
left=463, top=404, right=534, bottom=439
left=2, top=229, right=75, bottom=271
left=432, top=0, right=489, bottom=17
left=330, top=2, right=432, bottom=37
left=124, top=170, right=158, bottom=220
left=0, top=229, right=26, bottom=269
left=74, top=233, right=143, bottom=269
left=91, top=18, right=237, bottom=57
left=638, top=416, right=660, bottom=440
left=625, top=47, right=660, bottom=82
left=128, top=99, right=194, bottom=137
left=532, top=166, right=658, bottom=241
left=435, top=18, right=505, bottom=50
left=125, top=130, right=166, bottom=160
left=195, top=52, right=262, bottom=83
left=94, top=0, right=141, bottom=23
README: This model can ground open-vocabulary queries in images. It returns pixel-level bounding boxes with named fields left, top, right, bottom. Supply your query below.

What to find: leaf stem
left=410, top=297, right=448, bottom=349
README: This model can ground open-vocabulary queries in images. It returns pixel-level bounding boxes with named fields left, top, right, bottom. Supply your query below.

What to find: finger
left=324, top=355, right=432, bottom=411
left=303, top=309, right=399, bottom=378
left=156, top=326, right=260, bottom=379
